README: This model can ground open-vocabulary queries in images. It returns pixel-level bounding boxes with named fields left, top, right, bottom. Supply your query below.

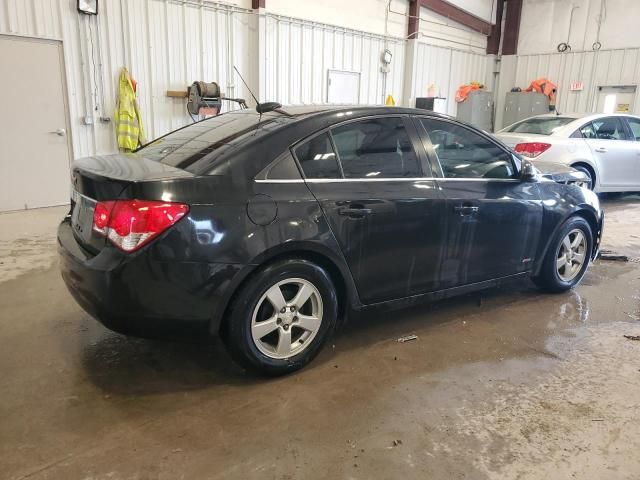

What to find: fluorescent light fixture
left=78, top=0, right=98, bottom=15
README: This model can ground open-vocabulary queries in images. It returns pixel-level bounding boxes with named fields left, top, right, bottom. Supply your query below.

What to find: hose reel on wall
left=185, top=81, right=249, bottom=120
left=187, top=81, right=222, bottom=116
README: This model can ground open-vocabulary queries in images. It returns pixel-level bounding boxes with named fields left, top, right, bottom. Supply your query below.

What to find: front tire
left=223, top=259, right=338, bottom=376
left=533, top=216, right=592, bottom=293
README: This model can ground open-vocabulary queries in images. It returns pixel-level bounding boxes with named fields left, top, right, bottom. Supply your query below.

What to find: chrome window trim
left=255, top=177, right=520, bottom=184
left=254, top=179, right=306, bottom=183
left=435, top=178, right=520, bottom=182
left=307, top=178, right=433, bottom=183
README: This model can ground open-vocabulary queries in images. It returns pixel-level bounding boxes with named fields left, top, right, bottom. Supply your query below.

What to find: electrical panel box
left=456, top=90, right=494, bottom=132
left=502, top=92, right=549, bottom=129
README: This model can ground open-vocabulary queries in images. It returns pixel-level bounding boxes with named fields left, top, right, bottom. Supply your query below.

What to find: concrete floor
left=1, top=196, right=639, bottom=480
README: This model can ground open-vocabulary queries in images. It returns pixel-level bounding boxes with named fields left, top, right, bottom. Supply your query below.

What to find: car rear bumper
left=58, top=217, right=243, bottom=339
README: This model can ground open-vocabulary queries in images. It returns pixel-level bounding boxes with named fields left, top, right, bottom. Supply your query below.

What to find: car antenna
left=233, top=65, right=284, bottom=117
left=233, top=66, right=260, bottom=109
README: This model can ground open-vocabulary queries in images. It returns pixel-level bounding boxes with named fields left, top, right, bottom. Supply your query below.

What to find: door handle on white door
left=49, top=128, right=66, bottom=137
left=595, top=147, right=607, bottom=153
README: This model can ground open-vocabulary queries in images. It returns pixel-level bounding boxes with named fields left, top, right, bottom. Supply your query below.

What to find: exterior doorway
left=595, top=85, right=637, bottom=114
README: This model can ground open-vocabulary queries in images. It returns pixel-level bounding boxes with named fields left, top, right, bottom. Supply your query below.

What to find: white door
left=622, top=117, right=640, bottom=188
left=581, top=116, right=637, bottom=188
left=0, top=36, right=72, bottom=212
left=327, top=70, right=360, bottom=104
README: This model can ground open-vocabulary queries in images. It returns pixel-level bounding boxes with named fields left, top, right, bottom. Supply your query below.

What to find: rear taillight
left=514, top=142, right=552, bottom=158
left=93, top=199, right=189, bottom=252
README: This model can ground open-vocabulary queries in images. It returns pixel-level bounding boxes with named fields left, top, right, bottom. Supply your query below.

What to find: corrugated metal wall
left=412, top=42, right=493, bottom=116
left=0, top=0, right=497, bottom=158
left=0, top=0, right=253, bottom=158
left=506, top=48, right=640, bottom=114
left=262, top=14, right=405, bottom=105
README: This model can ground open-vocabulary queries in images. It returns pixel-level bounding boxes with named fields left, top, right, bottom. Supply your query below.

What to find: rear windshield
left=505, top=117, right=575, bottom=135
left=137, top=110, right=287, bottom=173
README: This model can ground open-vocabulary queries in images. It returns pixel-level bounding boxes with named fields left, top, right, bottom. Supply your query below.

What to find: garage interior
left=1, top=0, right=640, bottom=478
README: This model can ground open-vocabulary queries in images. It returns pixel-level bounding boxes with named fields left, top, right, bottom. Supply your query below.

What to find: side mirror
left=520, top=160, right=537, bottom=182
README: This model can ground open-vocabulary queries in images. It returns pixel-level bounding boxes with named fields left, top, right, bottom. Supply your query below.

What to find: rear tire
left=532, top=216, right=592, bottom=293
left=223, top=258, right=338, bottom=376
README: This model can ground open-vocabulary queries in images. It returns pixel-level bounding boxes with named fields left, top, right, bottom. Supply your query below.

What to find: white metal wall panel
left=412, top=42, right=492, bottom=115
left=505, top=48, right=640, bottom=116
left=0, top=0, right=253, bottom=159
left=262, top=15, right=406, bottom=106
left=0, top=0, right=498, bottom=158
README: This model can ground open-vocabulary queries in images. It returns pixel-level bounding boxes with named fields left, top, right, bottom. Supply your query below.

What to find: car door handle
left=595, top=147, right=607, bottom=153
left=49, top=128, right=66, bottom=137
left=454, top=205, right=479, bottom=215
left=338, top=207, right=372, bottom=218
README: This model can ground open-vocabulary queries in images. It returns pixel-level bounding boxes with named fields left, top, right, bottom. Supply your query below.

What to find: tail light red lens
left=92, top=199, right=189, bottom=252
left=514, top=142, right=552, bottom=158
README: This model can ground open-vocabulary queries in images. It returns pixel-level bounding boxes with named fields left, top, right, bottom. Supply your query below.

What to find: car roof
left=499, top=112, right=640, bottom=136
left=141, top=105, right=456, bottom=176
left=526, top=112, right=639, bottom=120
left=204, top=104, right=454, bottom=133
left=263, top=104, right=453, bottom=121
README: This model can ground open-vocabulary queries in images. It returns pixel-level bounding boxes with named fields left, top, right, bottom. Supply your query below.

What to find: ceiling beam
left=419, top=0, right=493, bottom=36
left=502, top=0, right=523, bottom=55
left=408, top=0, right=420, bottom=39
left=486, top=0, right=505, bottom=54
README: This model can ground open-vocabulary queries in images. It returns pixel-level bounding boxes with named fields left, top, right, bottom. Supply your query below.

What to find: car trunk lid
left=494, top=132, right=550, bottom=149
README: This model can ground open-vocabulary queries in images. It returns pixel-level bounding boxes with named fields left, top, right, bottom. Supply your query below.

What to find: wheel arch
left=211, top=242, right=359, bottom=335
left=532, top=206, right=600, bottom=277
left=570, top=161, right=597, bottom=189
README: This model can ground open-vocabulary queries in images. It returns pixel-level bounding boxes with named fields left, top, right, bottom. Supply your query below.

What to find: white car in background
left=495, top=113, right=640, bottom=192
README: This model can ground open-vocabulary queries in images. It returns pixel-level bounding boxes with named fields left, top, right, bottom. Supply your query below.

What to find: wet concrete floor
left=1, top=196, right=639, bottom=479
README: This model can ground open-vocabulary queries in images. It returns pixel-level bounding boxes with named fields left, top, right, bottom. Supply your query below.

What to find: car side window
left=590, top=117, right=629, bottom=140
left=330, top=118, right=421, bottom=178
left=420, top=118, right=516, bottom=179
left=625, top=117, right=640, bottom=141
left=261, top=151, right=303, bottom=180
left=294, top=133, right=341, bottom=179
left=579, top=122, right=597, bottom=139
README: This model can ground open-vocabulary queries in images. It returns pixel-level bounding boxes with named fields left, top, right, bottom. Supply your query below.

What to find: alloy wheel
left=556, top=229, right=587, bottom=282
left=251, top=278, right=323, bottom=359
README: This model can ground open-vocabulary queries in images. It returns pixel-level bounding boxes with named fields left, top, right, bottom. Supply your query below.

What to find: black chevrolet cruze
left=59, top=105, right=603, bottom=375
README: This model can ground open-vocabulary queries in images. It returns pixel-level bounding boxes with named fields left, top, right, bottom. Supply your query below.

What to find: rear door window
left=294, top=133, right=341, bottom=179
left=330, top=117, right=421, bottom=178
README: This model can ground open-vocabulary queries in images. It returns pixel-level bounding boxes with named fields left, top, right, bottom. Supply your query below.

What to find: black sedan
left=58, top=105, right=603, bottom=375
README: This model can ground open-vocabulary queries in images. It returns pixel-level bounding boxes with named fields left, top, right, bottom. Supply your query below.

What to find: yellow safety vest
left=116, top=68, right=145, bottom=151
